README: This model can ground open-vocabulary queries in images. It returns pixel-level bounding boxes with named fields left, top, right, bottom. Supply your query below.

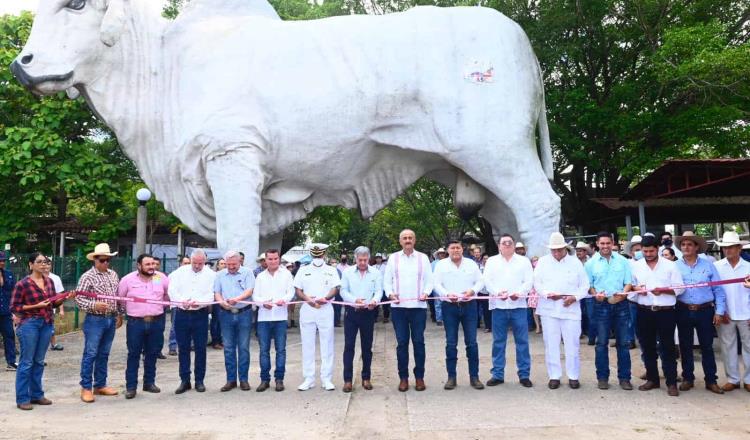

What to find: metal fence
left=6, top=250, right=181, bottom=330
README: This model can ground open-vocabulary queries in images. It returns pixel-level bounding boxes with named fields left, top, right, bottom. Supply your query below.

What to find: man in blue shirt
left=213, top=250, right=255, bottom=392
left=674, top=232, right=726, bottom=394
left=0, top=252, right=17, bottom=370
left=340, top=246, right=382, bottom=393
left=585, top=232, right=634, bottom=390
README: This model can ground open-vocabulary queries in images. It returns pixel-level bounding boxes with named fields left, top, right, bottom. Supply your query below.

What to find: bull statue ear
left=100, top=0, right=127, bottom=47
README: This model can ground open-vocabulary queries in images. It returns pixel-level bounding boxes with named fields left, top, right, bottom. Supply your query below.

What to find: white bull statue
left=12, top=0, right=561, bottom=261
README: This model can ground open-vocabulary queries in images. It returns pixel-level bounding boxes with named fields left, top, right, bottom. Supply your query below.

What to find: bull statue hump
left=12, top=0, right=561, bottom=261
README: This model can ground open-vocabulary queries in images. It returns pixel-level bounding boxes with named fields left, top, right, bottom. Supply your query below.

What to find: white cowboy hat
left=86, top=243, right=118, bottom=261
left=515, top=241, right=526, bottom=249
left=575, top=241, right=589, bottom=250
left=546, top=232, right=569, bottom=250
left=255, top=253, right=266, bottom=262
left=630, top=235, right=642, bottom=244
left=675, top=231, right=708, bottom=254
left=716, top=231, right=749, bottom=247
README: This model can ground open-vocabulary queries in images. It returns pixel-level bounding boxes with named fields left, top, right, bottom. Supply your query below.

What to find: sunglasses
left=499, top=241, right=514, bottom=246
left=96, top=258, right=111, bottom=263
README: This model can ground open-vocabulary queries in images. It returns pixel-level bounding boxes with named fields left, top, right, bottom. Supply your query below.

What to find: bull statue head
left=10, top=0, right=128, bottom=97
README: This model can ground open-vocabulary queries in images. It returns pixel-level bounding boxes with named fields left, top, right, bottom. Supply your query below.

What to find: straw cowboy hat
left=256, top=253, right=266, bottom=262
left=715, top=231, right=749, bottom=247
left=574, top=241, right=589, bottom=250
left=86, top=243, right=118, bottom=261
left=546, top=232, right=569, bottom=250
left=675, top=231, right=707, bottom=253
left=515, top=242, right=526, bottom=249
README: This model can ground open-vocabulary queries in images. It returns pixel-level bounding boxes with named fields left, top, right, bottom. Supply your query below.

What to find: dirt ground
left=0, top=316, right=748, bottom=439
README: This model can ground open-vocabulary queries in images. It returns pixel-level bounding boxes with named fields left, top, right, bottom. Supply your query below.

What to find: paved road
left=0, top=318, right=748, bottom=439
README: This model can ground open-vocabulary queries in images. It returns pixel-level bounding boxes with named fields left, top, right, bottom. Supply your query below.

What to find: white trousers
left=718, top=319, right=750, bottom=385
left=299, top=303, right=335, bottom=382
left=540, top=316, right=581, bottom=380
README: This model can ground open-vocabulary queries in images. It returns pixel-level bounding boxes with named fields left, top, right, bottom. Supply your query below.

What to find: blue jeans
left=15, top=318, right=53, bottom=405
left=581, top=298, right=597, bottom=343
left=391, top=307, right=427, bottom=380
left=434, top=295, right=443, bottom=322
left=219, top=308, right=252, bottom=382
left=594, top=301, right=631, bottom=381
left=0, top=314, right=16, bottom=364
left=676, top=304, right=718, bottom=384
left=175, top=309, right=209, bottom=384
left=343, top=308, right=376, bottom=382
left=442, top=301, right=479, bottom=379
left=168, top=308, right=178, bottom=351
left=257, top=320, right=287, bottom=382
left=79, top=314, right=117, bottom=390
left=209, top=304, right=223, bottom=344
left=628, top=301, right=638, bottom=344
left=490, top=308, right=530, bottom=380
left=125, top=315, right=165, bottom=390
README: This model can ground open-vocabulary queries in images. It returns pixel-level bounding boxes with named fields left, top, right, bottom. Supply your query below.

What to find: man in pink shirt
left=117, top=254, right=170, bottom=399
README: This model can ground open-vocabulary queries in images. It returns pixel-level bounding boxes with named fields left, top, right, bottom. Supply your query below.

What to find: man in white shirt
left=629, top=235, right=685, bottom=396
left=167, top=249, right=216, bottom=394
left=714, top=231, right=750, bottom=392
left=253, top=249, right=295, bottom=392
left=294, top=245, right=341, bottom=391
left=340, top=246, right=382, bottom=393
left=534, top=232, right=589, bottom=389
left=384, top=229, right=433, bottom=392
left=433, top=240, right=485, bottom=390
left=482, top=233, right=534, bottom=388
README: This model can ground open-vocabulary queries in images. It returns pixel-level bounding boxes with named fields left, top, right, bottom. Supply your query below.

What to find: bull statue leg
left=205, top=147, right=266, bottom=267
left=450, top=137, right=560, bottom=258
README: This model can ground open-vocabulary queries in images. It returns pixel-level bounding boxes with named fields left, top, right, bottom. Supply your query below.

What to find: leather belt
left=637, top=304, right=675, bottom=312
left=128, top=314, right=163, bottom=322
left=177, top=308, right=207, bottom=314
left=443, top=300, right=473, bottom=307
left=677, top=301, right=714, bottom=311
left=88, top=313, right=118, bottom=319
left=226, top=307, right=251, bottom=314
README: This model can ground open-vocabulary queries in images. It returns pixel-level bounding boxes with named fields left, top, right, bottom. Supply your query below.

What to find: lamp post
left=135, top=188, right=152, bottom=257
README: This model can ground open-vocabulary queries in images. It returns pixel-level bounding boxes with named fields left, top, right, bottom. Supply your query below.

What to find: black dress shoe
left=221, top=382, right=237, bottom=392
left=548, top=379, right=561, bottom=389
left=125, top=389, right=137, bottom=399
left=195, top=383, right=206, bottom=392
left=569, top=380, right=580, bottom=389
left=520, top=378, right=533, bottom=388
left=143, top=384, right=161, bottom=393
left=157, top=352, right=167, bottom=360
left=175, top=382, right=191, bottom=394
left=486, top=377, right=504, bottom=386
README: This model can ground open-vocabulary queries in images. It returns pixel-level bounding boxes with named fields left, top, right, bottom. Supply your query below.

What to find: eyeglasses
left=499, top=241, right=514, bottom=246
left=96, top=258, right=111, bottom=263
left=33, top=260, right=50, bottom=265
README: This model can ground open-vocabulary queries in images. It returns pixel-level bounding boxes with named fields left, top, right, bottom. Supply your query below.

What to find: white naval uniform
left=293, top=261, right=341, bottom=382
left=533, top=254, right=590, bottom=381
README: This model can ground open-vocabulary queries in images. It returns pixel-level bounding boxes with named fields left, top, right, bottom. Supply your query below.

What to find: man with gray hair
left=340, top=246, right=382, bottom=392
left=214, top=250, right=255, bottom=392
left=167, top=249, right=216, bottom=394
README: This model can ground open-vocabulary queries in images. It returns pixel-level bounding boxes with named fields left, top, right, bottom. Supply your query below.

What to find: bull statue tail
left=537, top=86, right=554, bottom=181
left=454, top=171, right=485, bottom=220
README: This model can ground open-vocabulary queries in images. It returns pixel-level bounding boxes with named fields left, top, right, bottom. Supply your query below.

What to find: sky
left=0, top=0, right=39, bottom=15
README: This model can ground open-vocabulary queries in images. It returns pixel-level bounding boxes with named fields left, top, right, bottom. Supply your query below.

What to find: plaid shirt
left=75, top=267, right=123, bottom=315
left=11, top=276, right=56, bottom=324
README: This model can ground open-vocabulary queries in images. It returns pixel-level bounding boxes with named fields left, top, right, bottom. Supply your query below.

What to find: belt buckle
left=143, top=316, right=154, bottom=323
left=231, top=308, right=240, bottom=314
left=688, top=304, right=699, bottom=311
left=650, top=305, right=659, bottom=312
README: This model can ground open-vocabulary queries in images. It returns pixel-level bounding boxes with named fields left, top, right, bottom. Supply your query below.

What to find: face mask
left=312, top=258, right=324, bottom=266
left=634, top=251, right=643, bottom=260
left=662, top=239, right=673, bottom=246
left=341, top=257, right=347, bottom=263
